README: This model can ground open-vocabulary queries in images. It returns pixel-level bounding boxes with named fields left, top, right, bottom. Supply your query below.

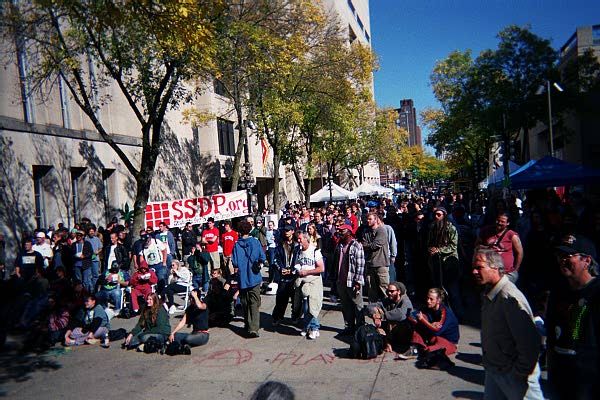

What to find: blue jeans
left=174, top=332, right=209, bottom=347
left=192, top=275, right=208, bottom=293
left=151, top=264, right=167, bottom=294
left=166, top=254, right=173, bottom=270
left=91, top=259, right=100, bottom=287
left=96, top=288, right=122, bottom=310
left=484, top=364, right=543, bottom=400
left=388, top=263, right=396, bottom=282
left=74, top=266, right=93, bottom=292
left=302, top=298, right=320, bottom=331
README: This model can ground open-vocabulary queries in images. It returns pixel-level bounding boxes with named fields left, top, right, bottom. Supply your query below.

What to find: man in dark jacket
left=181, top=223, right=197, bottom=258
left=71, top=231, right=94, bottom=292
left=381, top=282, right=414, bottom=356
left=271, top=225, right=302, bottom=326
left=103, top=232, right=129, bottom=277
left=547, top=238, right=600, bottom=399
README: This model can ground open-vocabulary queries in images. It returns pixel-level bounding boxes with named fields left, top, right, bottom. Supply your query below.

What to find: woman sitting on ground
left=124, top=293, right=170, bottom=350
left=408, top=287, right=460, bottom=356
left=168, top=289, right=210, bottom=352
left=64, top=294, right=109, bottom=346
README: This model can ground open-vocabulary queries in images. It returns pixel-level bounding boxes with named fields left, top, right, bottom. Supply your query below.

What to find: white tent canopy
left=310, top=182, right=357, bottom=203
left=479, top=161, right=521, bottom=189
left=352, top=181, right=393, bottom=196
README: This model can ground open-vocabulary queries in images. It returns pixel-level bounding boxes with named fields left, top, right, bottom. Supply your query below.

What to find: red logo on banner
left=145, top=203, right=171, bottom=228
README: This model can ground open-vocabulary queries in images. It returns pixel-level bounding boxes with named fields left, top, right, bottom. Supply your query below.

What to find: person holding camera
left=168, top=289, right=209, bottom=353
left=231, top=220, right=266, bottom=338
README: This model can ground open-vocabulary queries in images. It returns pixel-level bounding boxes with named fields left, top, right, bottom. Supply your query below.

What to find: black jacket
left=273, top=241, right=301, bottom=283
left=103, top=243, right=129, bottom=271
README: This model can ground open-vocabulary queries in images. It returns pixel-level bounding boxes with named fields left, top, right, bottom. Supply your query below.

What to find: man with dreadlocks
left=427, top=207, right=464, bottom=320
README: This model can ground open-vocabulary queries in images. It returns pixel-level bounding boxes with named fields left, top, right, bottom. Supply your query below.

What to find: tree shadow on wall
left=0, top=137, right=34, bottom=246
left=155, top=124, right=221, bottom=199
left=31, top=136, right=74, bottom=227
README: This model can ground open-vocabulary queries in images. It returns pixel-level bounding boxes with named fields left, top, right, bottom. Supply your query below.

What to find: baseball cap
left=434, top=207, right=447, bottom=215
left=556, top=234, right=596, bottom=257
left=36, top=232, right=46, bottom=239
left=283, top=224, right=295, bottom=231
left=338, top=224, right=353, bottom=232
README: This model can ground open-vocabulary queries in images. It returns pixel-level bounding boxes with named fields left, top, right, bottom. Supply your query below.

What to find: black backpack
left=351, top=324, right=384, bottom=359
left=143, top=336, right=165, bottom=354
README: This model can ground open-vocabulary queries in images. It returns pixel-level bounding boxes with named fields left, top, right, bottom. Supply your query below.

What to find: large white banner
left=144, top=190, right=249, bottom=229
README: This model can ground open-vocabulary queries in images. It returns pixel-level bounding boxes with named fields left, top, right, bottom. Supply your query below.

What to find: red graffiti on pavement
left=193, top=349, right=253, bottom=367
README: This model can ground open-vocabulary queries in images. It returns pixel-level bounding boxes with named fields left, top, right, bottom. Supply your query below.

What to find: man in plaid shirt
left=333, top=224, right=365, bottom=335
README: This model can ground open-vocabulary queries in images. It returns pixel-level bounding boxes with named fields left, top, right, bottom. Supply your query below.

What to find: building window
left=217, top=119, right=235, bottom=156
left=59, top=75, right=71, bottom=129
left=347, top=0, right=355, bottom=14
left=102, top=169, right=115, bottom=224
left=593, top=25, right=600, bottom=45
left=365, top=31, right=370, bottom=42
left=16, top=37, right=35, bottom=124
left=214, top=79, right=227, bottom=96
left=357, top=16, right=364, bottom=32
left=349, top=25, right=357, bottom=43
left=33, top=166, right=51, bottom=229
left=71, top=167, right=85, bottom=224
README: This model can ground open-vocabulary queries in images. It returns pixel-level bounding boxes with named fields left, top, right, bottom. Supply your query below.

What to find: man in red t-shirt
left=220, top=221, right=238, bottom=276
left=201, top=217, right=221, bottom=273
left=476, top=212, right=523, bottom=283
left=345, top=207, right=358, bottom=234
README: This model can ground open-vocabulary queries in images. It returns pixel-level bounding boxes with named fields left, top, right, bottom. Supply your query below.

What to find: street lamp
left=537, top=80, right=563, bottom=157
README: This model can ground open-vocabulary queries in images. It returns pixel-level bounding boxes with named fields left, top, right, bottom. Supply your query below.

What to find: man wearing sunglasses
left=546, top=236, right=599, bottom=399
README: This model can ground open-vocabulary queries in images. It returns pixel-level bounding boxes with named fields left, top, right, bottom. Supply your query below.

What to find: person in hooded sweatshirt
left=232, top=220, right=266, bottom=338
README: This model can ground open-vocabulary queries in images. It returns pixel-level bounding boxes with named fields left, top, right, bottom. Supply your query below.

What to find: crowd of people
left=0, top=186, right=598, bottom=398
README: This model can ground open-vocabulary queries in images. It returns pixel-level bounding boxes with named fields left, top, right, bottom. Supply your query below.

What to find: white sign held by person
left=144, top=190, right=249, bottom=229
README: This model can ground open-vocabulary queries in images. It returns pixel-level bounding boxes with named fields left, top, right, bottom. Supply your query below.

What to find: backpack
left=143, top=336, right=165, bottom=354
left=164, top=341, right=183, bottom=356
left=108, top=328, right=128, bottom=341
left=350, top=324, right=384, bottom=359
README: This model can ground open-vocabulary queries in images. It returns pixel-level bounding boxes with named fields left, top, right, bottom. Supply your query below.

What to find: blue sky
left=370, top=0, right=600, bottom=150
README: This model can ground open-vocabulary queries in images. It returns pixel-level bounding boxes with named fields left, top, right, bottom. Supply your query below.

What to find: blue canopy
left=496, top=156, right=600, bottom=189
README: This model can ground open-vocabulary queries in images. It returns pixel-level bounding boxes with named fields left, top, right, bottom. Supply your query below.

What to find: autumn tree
left=1, top=0, right=221, bottom=234
left=209, top=0, right=321, bottom=192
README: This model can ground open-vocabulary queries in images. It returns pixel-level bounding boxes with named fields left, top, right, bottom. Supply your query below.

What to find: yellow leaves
left=181, top=108, right=216, bottom=128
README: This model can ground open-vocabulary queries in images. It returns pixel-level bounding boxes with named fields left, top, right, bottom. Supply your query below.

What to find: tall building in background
left=528, top=24, right=600, bottom=168
left=394, top=99, right=422, bottom=147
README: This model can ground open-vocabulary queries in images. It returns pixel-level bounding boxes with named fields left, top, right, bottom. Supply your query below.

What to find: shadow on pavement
left=456, top=352, right=482, bottom=366
left=447, top=365, right=485, bottom=386
left=451, top=390, right=483, bottom=399
left=0, top=343, right=62, bottom=397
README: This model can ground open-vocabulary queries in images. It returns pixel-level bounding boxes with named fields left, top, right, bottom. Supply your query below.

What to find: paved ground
left=0, top=291, right=546, bottom=400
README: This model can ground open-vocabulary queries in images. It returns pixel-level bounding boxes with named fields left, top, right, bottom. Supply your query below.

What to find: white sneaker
left=300, top=330, right=307, bottom=337
left=308, top=330, right=319, bottom=340
left=168, top=305, right=177, bottom=315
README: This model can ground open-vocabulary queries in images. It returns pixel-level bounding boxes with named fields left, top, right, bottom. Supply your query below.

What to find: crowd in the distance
left=0, top=186, right=598, bottom=398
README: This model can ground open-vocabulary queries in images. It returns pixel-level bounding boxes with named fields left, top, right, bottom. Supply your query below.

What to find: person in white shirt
left=165, top=259, right=192, bottom=314
left=33, top=231, right=53, bottom=268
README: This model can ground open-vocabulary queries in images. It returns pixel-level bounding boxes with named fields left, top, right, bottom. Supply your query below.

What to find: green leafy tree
left=1, top=0, right=220, bottom=234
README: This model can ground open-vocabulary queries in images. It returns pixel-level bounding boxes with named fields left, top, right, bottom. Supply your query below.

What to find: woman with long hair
left=168, top=289, right=209, bottom=353
left=123, top=293, right=170, bottom=350
left=306, top=223, right=322, bottom=250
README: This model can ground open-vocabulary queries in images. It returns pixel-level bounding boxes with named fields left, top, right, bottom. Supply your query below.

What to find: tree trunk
left=305, top=152, right=312, bottom=207
left=230, top=98, right=246, bottom=191
left=132, top=166, right=153, bottom=238
left=272, top=150, right=281, bottom=214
